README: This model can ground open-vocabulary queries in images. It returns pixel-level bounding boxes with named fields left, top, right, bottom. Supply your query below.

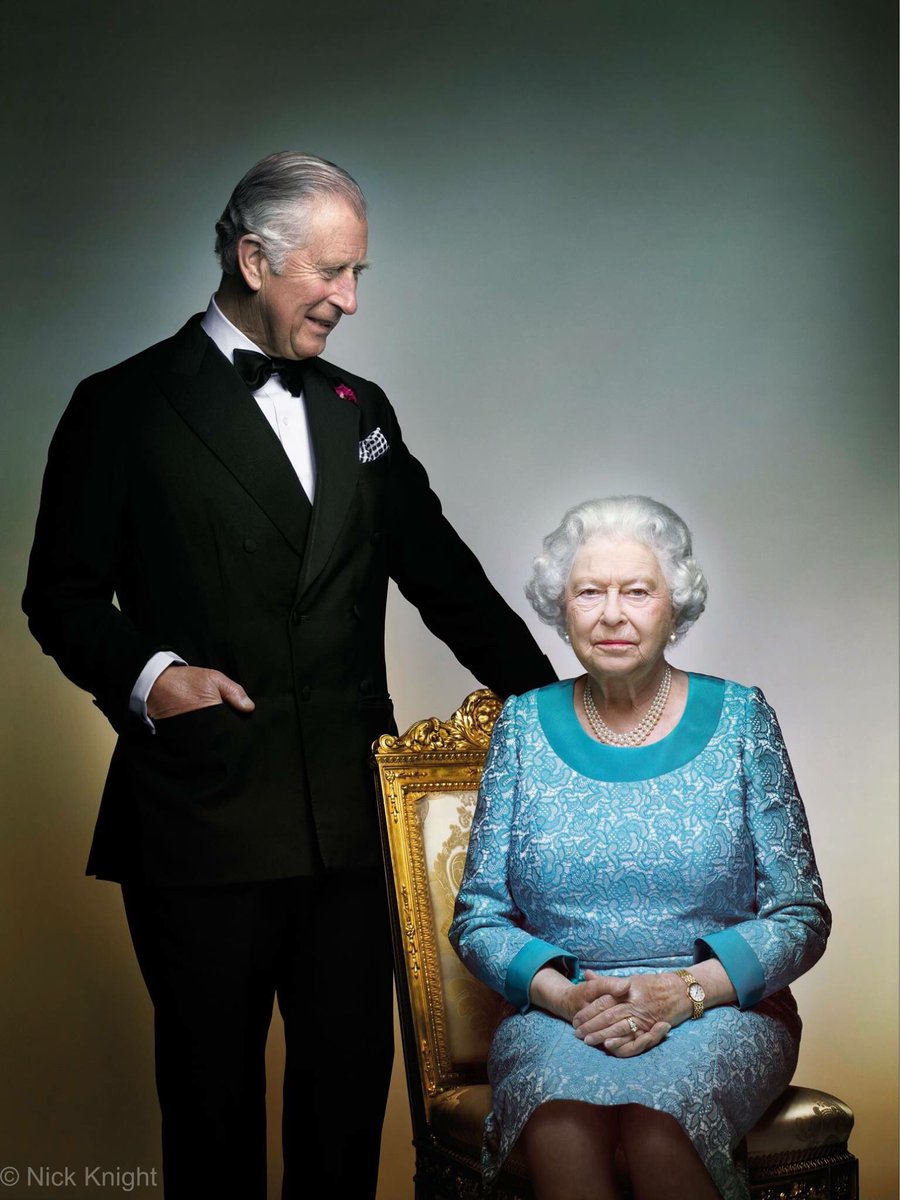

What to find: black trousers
left=122, top=869, right=394, bottom=1200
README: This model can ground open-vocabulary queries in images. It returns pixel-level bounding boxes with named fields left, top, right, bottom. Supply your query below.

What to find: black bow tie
left=232, top=349, right=306, bottom=396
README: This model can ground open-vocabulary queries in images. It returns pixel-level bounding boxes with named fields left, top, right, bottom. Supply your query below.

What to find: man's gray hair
left=525, top=495, right=708, bottom=643
left=215, top=151, right=367, bottom=276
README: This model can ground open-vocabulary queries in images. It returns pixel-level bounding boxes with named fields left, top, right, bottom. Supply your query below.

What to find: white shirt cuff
left=130, top=651, right=187, bottom=731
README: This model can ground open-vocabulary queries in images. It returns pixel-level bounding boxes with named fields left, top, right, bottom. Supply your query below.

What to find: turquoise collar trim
left=536, top=673, right=725, bottom=782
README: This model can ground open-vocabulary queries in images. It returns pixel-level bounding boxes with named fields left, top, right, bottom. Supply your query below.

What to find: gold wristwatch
left=674, top=968, right=706, bottom=1019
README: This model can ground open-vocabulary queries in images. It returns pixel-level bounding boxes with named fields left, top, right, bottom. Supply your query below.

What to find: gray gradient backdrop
left=3, top=2, right=896, bottom=1197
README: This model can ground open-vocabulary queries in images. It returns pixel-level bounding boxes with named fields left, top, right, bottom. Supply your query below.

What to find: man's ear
left=235, top=235, right=267, bottom=292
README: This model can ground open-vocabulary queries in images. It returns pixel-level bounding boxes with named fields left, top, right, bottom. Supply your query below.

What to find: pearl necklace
left=583, top=664, right=672, bottom=747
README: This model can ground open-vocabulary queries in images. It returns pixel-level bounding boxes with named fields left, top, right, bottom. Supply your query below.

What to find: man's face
left=252, top=197, right=369, bottom=360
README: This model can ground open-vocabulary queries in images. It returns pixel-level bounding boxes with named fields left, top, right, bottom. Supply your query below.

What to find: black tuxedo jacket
left=24, top=317, right=555, bottom=886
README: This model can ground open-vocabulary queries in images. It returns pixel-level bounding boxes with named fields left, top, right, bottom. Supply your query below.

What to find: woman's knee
left=618, top=1105, right=718, bottom=1198
left=525, top=1100, right=619, bottom=1151
left=624, top=1104, right=700, bottom=1161
left=523, top=1103, right=621, bottom=1198
left=618, top=1104, right=689, bottom=1155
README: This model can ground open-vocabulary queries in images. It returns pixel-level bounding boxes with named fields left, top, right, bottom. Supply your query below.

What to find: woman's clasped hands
left=530, top=964, right=688, bottom=1058
left=567, top=969, right=687, bottom=1058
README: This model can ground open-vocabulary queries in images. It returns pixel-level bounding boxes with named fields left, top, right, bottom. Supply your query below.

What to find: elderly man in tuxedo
left=24, top=152, right=555, bottom=1199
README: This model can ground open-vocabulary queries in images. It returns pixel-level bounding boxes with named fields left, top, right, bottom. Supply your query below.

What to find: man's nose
left=331, top=272, right=359, bottom=315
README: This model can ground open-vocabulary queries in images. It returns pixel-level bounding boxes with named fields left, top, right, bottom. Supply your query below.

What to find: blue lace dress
left=449, top=675, right=830, bottom=1200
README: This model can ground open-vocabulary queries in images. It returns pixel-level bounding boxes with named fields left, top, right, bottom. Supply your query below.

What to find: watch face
left=688, top=983, right=705, bottom=1001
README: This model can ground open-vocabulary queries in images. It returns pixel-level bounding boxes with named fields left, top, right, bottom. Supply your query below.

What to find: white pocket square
left=359, top=427, right=389, bottom=464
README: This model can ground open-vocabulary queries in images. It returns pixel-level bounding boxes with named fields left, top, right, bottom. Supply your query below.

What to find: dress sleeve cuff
left=505, top=939, right=580, bottom=1012
left=695, top=929, right=766, bottom=1009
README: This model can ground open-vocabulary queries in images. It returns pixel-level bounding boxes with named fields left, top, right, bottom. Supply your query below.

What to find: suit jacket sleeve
left=379, top=391, right=556, bottom=698
left=23, top=379, right=164, bottom=728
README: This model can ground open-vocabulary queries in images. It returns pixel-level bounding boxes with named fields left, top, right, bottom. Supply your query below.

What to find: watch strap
left=674, top=968, right=705, bottom=1019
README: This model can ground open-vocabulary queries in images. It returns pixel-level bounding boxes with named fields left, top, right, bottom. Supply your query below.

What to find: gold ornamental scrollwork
left=752, top=1182, right=827, bottom=1200
left=400, top=883, right=421, bottom=979
left=420, top=1037, right=435, bottom=1092
left=375, top=689, right=502, bottom=754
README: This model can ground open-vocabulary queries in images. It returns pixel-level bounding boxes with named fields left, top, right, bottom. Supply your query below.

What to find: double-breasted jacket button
left=359, top=679, right=372, bottom=696
left=290, top=605, right=303, bottom=626
left=243, top=538, right=257, bottom=553
left=301, top=685, right=312, bottom=702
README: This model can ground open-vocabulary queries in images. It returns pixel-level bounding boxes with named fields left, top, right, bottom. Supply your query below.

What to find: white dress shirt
left=129, top=297, right=317, bottom=727
left=200, top=297, right=317, bottom=500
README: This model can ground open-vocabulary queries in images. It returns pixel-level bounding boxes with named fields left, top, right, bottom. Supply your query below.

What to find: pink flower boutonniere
left=334, top=382, right=358, bottom=405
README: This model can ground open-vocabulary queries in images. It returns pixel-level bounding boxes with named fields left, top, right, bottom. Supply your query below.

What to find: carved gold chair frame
left=373, top=690, right=858, bottom=1200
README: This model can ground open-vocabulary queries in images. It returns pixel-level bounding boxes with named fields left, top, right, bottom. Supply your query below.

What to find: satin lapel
left=157, top=319, right=311, bottom=559
left=298, top=363, right=361, bottom=595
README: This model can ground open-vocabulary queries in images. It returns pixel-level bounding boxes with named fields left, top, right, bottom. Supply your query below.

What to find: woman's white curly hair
left=525, top=495, right=708, bottom=643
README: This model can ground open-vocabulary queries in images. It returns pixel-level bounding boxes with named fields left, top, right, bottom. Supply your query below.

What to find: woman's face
left=564, top=535, right=675, bottom=684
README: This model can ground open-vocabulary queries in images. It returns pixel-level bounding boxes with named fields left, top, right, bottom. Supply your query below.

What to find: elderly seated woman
left=449, top=495, right=830, bottom=1200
